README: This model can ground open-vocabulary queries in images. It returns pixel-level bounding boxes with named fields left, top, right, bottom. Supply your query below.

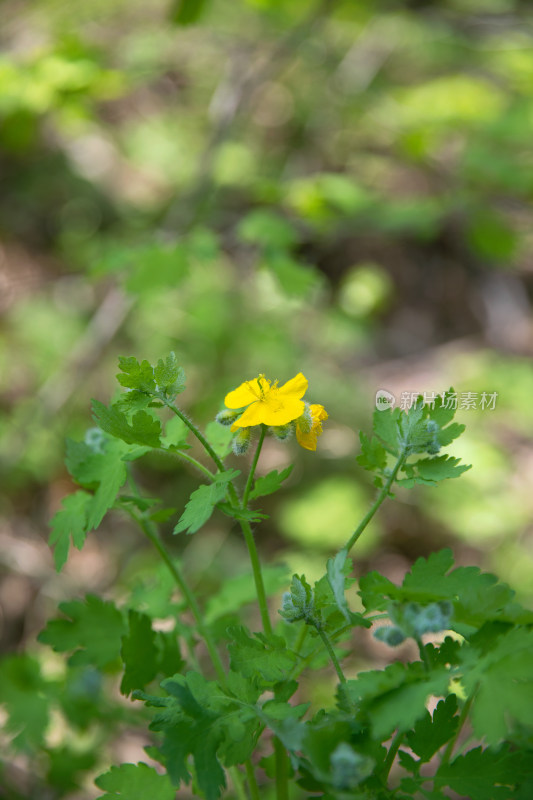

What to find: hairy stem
left=165, top=401, right=227, bottom=473
left=318, top=629, right=347, bottom=684
left=242, top=425, right=266, bottom=508
left=344, top=451, right=406, bottom=552
left=158, top=447, right=216, bottom=481
left=239, top=519, right=272, bottom=635
left=274, top=738, right=290, bottom=800
left=132, top=509, right=226, bottom=686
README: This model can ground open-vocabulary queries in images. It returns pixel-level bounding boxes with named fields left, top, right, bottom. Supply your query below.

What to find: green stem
left=318, top=628, right=347, bottom=684
left=440, top=691, right=475, bottom=766
left=229, top=766, right=248, bottom=800
left=133, top=511, right=227, bottom=686
left=245, top=759, right=261, bottom=800
left=274, top=738, right=290, bottom=800
left=165, top=401, right=227, bottom=473
left=381, top=731, right=404, bottom=783
left=158, top=447, right=216, bottom=481
left=242, top=425, right=266, bottom=508
left=238, top=427, right=272, bottom=635
left=240, top=519, right=272, bottom=635
left=344, top=451, right=406, bottom=553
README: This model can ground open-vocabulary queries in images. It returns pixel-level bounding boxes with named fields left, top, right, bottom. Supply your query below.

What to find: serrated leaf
left=398, top=455, right=471, bottom=487
left=138, top=673, right=231, bottom=799
left=154, top=352, right=186, bottom=398
left=116, top=357, right=156, bottom=393
left=120, top=611, right=158, bottom=695
left=228, top=626, right=296, bottom=683
left=345, top=661, right=450, bottom=739
left=372, top=405, right=402, bottom=455
left=114, top=389, right=154, bottom=415
left=92, top=400, right=161, bottom=448
left=217, top=503, right=268, bottom=523
left=86, top=439, right=128, bottom=530
left=359, top=549, right=524, bottom=633
left=49, top=491, right=92, bottom=571
left=249, top=466, right=293, bottom=500
left=95, top=762, right=175, bottom=800
left=38, top=596, right=126, bottom=669
left=358, top=571, right=398, bottom=612
left=356, top=431, right=388, bottom=474
left=434, top=745, right=531, bottom=800
left=406, top=695, right=458, bottom=762
left=173, top=470, right=239, bottom=534
left=462, top=627, right=533, bottom=744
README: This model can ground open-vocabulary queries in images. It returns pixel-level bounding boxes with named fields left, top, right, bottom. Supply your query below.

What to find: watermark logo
left=375, top=389, right=396, bottom=411
left=374, top=390, right=498, bottom=411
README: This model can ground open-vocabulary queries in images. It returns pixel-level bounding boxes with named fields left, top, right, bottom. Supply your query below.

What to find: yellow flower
left=296, top=404, right=328, bottom=451
left=225, top=373, right=308, bottom=430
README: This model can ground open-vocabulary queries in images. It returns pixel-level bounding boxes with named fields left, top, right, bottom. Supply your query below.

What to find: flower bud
left=373, top=626, right=406, bottom=647
left=296, top=404, right=313, bottom=434
left=84, top=427, right=106, bottom=454
left=270, top=422, right=295, bottom=441
left=232, top=428, right=252, bottom=456
left=216, top=409, right=242, bottom=427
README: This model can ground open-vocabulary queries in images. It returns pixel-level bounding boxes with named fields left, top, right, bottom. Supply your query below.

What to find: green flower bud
left=270, top=422, right=295, bottom=441
left=232, top=428, right=251, bottom=456
left=373, top=626, right=406, bottom=647
left=296, top=404, right=313, bottom=434
left=216, top=409, right=242, bottom=427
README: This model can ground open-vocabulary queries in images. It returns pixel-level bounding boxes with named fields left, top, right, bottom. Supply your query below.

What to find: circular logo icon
left=375, top=389, right=395, bottom=411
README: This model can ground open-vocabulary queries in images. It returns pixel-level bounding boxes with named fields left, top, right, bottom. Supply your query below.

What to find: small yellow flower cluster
left=223, top=372, right=328, bottom=451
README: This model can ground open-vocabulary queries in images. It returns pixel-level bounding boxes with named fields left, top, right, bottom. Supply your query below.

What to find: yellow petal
left=296, top=426, right=318, bottom=451
left=277, top=372, right=308, bottom=400
left=261, top=395, right=305, bottom=426
left=231, top=401, right=264, bottom=428
left=225, top=377, right=266, bottom=409
left=310, top=404, right=328, bottom=423
left=232, top=396, right=305, bottom=428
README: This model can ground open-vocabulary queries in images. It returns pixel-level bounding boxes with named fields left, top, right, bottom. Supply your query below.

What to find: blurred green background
left=1, top=0, right=533, bottom=795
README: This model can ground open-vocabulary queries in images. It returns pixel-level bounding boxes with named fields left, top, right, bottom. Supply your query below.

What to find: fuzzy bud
left=270, top=422, right=295, bottom=441
left=232, top=428, right=252, bottom=456
left=216, top=409, right=242, bottom=427
left=296, top=404, right=313, bottom=434
left=373, top=626, right=406, bottom=647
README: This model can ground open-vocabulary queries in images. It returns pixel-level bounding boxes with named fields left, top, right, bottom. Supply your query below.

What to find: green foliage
left=25, top=354, right=533, bottom=798
left=405, top=695, right=459, bottom=763
left=135, top=671, right=261, bottom=799
left=0, top=654, right=49, bottom=750
left=95, top=762, right=176, bottom=800
left=173, top=469, right=239, bottom=534
left=434, top=745, right=532, bottom=800
left=120, top=611, right=184, bottom=695
left=249, top=466, right=293, bottom=500
left=153, top=352, right=186, bottom=399
left=48, top=490, right=91, bottom=571
left=38, top=595, right=126, bottom=669
left=92, top=401, right=162, bottom=448
left=358, top=392, right=470, bottom=489
left=228, top=626, right=296, bottom=683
